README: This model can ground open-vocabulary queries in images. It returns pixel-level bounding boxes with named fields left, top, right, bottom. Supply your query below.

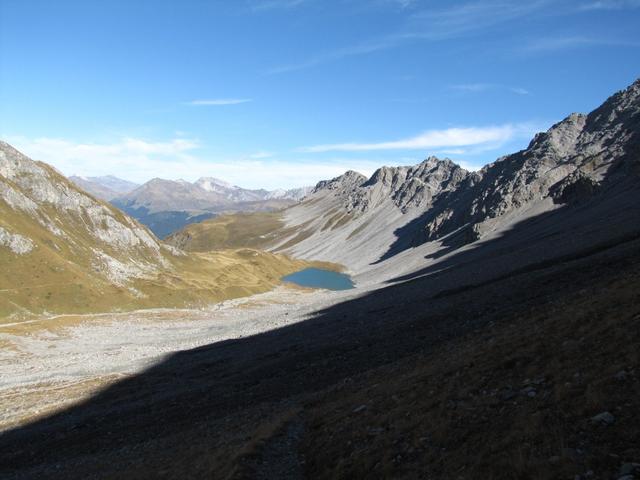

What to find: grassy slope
left=0, top=236, right=312, bottom=321
left=0, top=164, right=316, bottom=321
left=165, top=206, right=353, bottom=254
left=165, top=212, right=290, bottom=251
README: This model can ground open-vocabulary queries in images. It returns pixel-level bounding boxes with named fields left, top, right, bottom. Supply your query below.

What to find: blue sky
left=1, top=0, right=639, bottom=189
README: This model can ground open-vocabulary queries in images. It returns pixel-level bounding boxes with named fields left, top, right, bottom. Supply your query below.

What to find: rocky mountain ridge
left=246, top=78, right=640, bottom=271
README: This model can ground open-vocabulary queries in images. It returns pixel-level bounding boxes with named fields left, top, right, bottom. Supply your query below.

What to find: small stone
left=501, top=389, right=517, bottom=401
left=614, top=370, right=628, bottom=381
left=591, top=411, right=615, bottom=425
left=352, top=404, right=367, bottom=413
left=620, top=463, right=640, bottom=475
left=521, top=386, right=537, bottom=398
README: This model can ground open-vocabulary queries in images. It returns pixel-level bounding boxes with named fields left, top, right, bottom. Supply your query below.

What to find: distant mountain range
left=69, top=175, right=312, bottom=238
left=68, top=175, right=140, bottom=201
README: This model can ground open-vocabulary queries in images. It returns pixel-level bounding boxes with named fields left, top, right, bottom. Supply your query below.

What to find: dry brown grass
left=165, top=212, right=286, bottom=251
left=299, top=268, right=640, bottom=479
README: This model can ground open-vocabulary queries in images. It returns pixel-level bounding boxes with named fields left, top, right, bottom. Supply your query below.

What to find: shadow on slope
left=1, top=180, right=640, bottom=479
left=387, top=178, right=640, bottom=286
left=371, top=189, right=474, bottom=264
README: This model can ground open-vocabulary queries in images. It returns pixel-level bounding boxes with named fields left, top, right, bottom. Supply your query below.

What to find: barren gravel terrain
left=0, top=285, right=362, bottom=432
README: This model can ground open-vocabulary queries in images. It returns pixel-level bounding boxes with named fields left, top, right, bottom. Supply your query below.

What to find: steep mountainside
left=168, top=79, right=640, bottom=276
left=416, top=80, right=640, bottom=244
left=69, top=175, right=139, bottom=201
left=112, top=177, right=311, bottom=237
left=0, top=142, right=316, bottom=319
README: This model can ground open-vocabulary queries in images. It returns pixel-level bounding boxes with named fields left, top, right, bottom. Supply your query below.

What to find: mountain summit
left=111, top=177, right=312, bottom=237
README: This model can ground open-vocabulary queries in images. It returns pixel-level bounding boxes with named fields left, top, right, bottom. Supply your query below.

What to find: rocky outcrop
left=0, top=141, right=171, bottom=288
left=312, top=170, right=367, bottom=193
left=0, top=226, right=35, bottom=255
left=355, top=157, right=470, bottom=214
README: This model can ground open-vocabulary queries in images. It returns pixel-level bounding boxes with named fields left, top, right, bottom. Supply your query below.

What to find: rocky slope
left=112, top=177, right=311, bottom=237
left=181, top=78, right=637, bottom=274
left=69, top=175, right=139, bottom=201
left=0, top=142, right=316, bottom=319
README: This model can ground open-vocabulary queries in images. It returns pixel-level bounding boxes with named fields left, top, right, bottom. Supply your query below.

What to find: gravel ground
left=0, top=285, right=363, bottom=432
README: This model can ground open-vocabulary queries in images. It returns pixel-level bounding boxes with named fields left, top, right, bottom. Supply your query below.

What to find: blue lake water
left=282, top=268, right=355, bottom=291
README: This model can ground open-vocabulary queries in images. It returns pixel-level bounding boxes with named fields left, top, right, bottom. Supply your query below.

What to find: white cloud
left=4, top=136, right=383, bottom=190
left=298, top=124, right=536, bottom=153
left=249, top=151, right=275, bottom=159
left=450, top=83, right=494, bottom=93
left=408, top=1, right=551, bottom=39
left=579, top=0, right=640, bottom=10
left=250, top=0, right=309, bottom=12
left=450, top=83, right=530, bottom=95
left=185, top=98, right=252, bottom=106
left=521, top=35, right=640, bottom=53
left=265, top=39, right=396, bottom=75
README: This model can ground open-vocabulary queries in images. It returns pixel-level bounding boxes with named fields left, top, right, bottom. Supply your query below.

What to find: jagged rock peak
left=525, top=113, right=587, bottom=158
left=195, top=177, right=235, bottom=191
left=313, top=170, right=367, bottom=192
left=363, top=156, right=467, bottom=189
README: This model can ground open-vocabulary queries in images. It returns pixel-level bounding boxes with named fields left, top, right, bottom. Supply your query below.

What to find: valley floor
left=0, top=227, right=639, bottom=479
left=0, top=285, right=361, bottom=433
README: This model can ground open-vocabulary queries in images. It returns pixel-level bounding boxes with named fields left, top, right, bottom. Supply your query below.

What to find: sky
left=1, top=0, right=639, bottom=189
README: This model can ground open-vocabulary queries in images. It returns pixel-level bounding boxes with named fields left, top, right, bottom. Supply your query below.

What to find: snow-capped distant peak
left=195, top=177, right=237, bottom=192
left=266, top=188, right=287, bottom=199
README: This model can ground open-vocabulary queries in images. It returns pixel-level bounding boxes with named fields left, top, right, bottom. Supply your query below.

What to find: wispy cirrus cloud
left=298, top=123, right=538, bottom=153
left=450, top=83, right=530, bottom=95
left=578, top=0, right=640, bottom=10
left=265, top=39, right=398, bottom=74
left=249, top=0, right=310, bottom=12
left=521, top=35, right=640, bottom=53
left=185, top=98, right=253, bottom=106
left=266, top=1, right=552, bottom=74
left=405, top=1, right=551, bottom=40
left=265, top=0, right=639, bottom=74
